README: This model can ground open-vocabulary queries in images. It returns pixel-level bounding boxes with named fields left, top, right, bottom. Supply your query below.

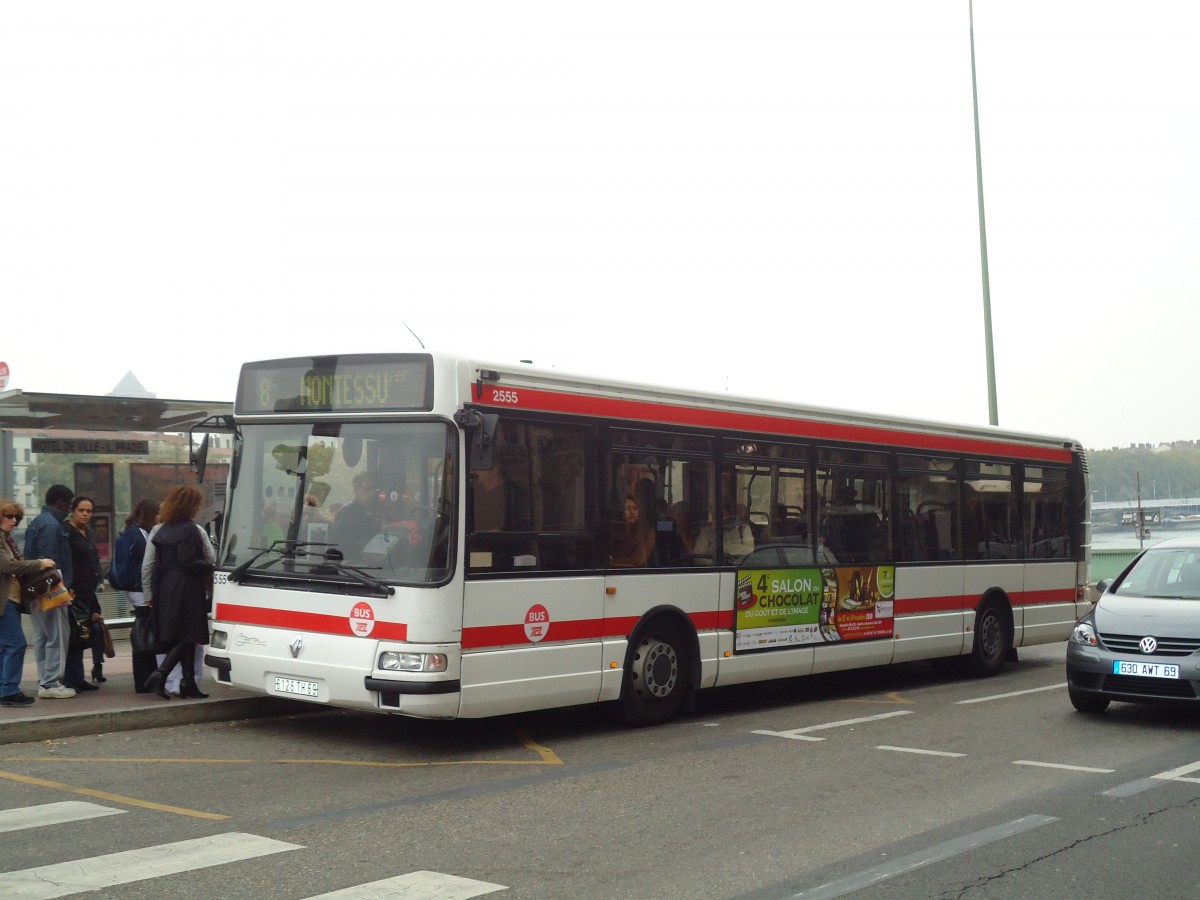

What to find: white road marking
left=0, top=833, right=302, bottom=899
left=790, top=815, right=1058, bottom=898
left=1013, top=760, right=1115, bottom=773
left=306, top=871, right=507, bottom=898
left=956, top=683, right=1067, bottom=704
left=1153, top=760, right=1200, bottom=783
left=876, top=746, right=966, bottom=758
left=754, top=710, right=913, bottom=741
left=0, top=801, right=124, bottom=834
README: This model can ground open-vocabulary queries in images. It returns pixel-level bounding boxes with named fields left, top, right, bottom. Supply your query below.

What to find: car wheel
left=1069, top=688, right=1110, bottom=714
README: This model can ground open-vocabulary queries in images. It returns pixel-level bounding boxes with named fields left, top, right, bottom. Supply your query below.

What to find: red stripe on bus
left=215, top=603, right=408, bottom=640
left=462, top=610, right=734, bottom=650
left=473, top=384, right=1073, bottom=463
left=896, top=588, right=1076, bottom=615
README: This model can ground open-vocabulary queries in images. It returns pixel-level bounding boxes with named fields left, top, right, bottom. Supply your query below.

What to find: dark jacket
left=65, top=524, right=102, bottom=616
left=23, top=506, right=73, bottom=587
left=150, top=520, right=214, bottom=645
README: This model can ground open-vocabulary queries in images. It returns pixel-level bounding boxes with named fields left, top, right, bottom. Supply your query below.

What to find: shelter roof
left=0, top=389, right=231, bottom=433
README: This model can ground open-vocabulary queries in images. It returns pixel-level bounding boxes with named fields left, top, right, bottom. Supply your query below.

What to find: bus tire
left=968, top=597, right=1011, bottom=678
left=612, top=618, right=691, bottom=727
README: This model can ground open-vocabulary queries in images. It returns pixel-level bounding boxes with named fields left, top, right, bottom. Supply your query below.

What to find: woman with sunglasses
left=0, top=501, right=58, bottom=707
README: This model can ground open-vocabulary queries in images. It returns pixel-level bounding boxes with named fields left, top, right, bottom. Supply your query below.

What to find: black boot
left=143, top=670, right=170, bottom=700
left=177, top=645, right=208, bottom=699
left=92, top=664, right=106, bottom=683
left=178, top=679, right=209, bottom=699
left=144, top=644, right=185, bottom=700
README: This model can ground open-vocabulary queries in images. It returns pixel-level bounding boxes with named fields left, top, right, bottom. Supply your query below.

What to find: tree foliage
left=1088, top=445, right=1200, bottom=502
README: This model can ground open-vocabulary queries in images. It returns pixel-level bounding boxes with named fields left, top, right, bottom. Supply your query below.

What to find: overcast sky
left=2, top=2, right=1195, bottom=451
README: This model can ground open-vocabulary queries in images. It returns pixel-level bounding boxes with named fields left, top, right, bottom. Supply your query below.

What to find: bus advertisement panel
left=735, top=565, right=895, bottom=650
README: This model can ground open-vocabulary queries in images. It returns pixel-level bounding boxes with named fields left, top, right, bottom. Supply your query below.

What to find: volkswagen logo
left=289, top=634, right=304, bottom=659
left=1139, top=636, right=1158, bottom=654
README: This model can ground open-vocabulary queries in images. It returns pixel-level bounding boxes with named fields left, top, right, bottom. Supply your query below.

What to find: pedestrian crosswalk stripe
left=306, top=871, right=507, bottom=898
left=0, top=801, right=124, bottom=834
left=0, top=832, right=302, bottom=899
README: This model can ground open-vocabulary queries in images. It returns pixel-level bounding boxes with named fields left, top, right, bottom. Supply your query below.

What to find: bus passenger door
left=460, top=574, right=606, bottom=717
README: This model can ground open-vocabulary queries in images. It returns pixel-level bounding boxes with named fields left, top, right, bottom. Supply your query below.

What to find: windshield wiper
left=297, top=558, right=396, bottom=596
left=229, top=541, right=395, bottom=596
left=228, top=541, right=330, bottom=582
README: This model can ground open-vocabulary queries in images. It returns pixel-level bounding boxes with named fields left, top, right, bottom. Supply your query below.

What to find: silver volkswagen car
left=1067, top=537, right=1200, bottom=713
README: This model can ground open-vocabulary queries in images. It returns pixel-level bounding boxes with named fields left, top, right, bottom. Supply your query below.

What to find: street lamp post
left=969, top=0, right=998, bottom=427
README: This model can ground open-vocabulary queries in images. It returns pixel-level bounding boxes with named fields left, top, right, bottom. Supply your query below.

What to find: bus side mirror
left=191, top=433, right=210, bottom=484
left=455, top=410, right=499, bottom=470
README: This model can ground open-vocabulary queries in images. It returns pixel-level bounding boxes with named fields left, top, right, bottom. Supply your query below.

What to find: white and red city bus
left=203, top=352, right=1090, bottom=725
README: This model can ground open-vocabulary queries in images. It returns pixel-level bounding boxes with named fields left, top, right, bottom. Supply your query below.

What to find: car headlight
left=210, top=629, right=228, bottom=650
left=378, top=651, right=448, bottom=673
left=1071, top=621, right=1098, bottom=646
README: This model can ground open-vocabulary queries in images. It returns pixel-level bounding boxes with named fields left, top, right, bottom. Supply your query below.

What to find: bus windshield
left=220, top=421, right=456, bottom=586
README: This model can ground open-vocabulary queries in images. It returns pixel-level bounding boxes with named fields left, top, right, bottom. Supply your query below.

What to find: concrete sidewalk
left=3, top=632, right=307, bottom=745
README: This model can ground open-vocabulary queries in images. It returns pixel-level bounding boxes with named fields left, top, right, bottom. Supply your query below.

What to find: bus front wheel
left=613, top=619, right=691, bottom=727
left=968, top=599, right=1011, bottom=677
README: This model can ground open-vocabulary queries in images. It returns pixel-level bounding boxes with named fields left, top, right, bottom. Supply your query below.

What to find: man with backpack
left=110, top=500, right=159, bottom=691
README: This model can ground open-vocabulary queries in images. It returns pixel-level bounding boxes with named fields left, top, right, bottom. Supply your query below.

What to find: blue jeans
left=0, top=599, right=27, bottom=697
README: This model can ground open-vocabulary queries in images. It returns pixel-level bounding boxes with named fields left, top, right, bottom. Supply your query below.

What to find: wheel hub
left=635, top=637, right=678, bottom=699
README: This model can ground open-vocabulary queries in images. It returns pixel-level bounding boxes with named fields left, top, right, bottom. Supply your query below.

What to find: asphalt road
left=2, top=641, right=1198, bottom=899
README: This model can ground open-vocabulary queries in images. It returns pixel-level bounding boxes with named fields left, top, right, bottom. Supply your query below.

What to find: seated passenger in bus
left=608, top=496, right=655, bottom=568
left=693, top=503, right=755, bottom=564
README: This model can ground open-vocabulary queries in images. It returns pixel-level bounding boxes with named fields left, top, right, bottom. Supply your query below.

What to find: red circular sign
left=524, top=604, right=550, bottom=643
left=0, top=361, right=9, bottom=391
left=349, top=601, right=375, bottom=637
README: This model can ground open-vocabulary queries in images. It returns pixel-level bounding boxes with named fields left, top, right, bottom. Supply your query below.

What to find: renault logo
left=289, top=635, right=304, bottom=659
left=1140, top=636, right=1158, bottom=654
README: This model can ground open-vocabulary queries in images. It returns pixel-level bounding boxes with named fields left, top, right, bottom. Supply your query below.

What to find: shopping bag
left=101, top=620, right=115, bottom=659
left=130, top=614, right=156, bottom=654
left=68, top=604, right=94, bottom=652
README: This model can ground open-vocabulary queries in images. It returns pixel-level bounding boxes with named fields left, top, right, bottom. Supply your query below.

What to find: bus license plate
left=1113, top=660, right=1180, bottom=679
left=274, top=676, right=320, bottom=697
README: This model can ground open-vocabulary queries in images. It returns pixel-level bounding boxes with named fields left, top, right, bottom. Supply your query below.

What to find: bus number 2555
left=490, top=389, right=520, bottom=405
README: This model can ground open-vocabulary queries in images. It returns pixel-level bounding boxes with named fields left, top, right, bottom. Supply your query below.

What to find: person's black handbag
left=130, top=610, right=156, bottom=654
left=68, top=603, right=94, bottom=652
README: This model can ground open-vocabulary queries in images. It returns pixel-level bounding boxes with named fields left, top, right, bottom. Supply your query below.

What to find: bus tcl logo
left=524, top=604, right=550, bottom=643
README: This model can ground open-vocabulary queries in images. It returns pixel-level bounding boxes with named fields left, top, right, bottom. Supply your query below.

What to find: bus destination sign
left=237, top=355, right=433, bottom=415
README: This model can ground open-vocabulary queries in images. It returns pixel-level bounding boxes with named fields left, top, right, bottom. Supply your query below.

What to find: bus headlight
left=378, top=651, right=448, bottom=673
left=210, top=630, right=229, bottom=650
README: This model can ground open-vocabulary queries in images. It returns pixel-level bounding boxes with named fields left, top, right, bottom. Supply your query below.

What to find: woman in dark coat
left=63, top=496, right=102, bottom=690
left=144, top=485, right=213, bottom=700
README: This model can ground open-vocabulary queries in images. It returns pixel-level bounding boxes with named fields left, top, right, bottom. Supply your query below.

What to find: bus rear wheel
left=613, top=620, right=691, bottom=727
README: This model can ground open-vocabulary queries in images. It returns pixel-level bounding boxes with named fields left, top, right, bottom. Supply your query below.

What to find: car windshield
left=220, top=421, right=456, bottom=586
left=1113, top=547, right=1200, bottom=600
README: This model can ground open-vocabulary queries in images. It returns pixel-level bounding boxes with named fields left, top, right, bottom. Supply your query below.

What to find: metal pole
left=970, top=0, right=999, bottom=426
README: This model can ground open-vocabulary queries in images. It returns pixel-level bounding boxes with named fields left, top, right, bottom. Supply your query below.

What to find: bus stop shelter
left=0, top=387, right=232, bottom=624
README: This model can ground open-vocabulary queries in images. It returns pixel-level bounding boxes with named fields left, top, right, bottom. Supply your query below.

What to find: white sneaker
left=37, top=684, right=77, bottom=699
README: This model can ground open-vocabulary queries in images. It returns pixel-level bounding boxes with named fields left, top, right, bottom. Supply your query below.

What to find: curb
left=1, top=696, right=313, bottom=745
